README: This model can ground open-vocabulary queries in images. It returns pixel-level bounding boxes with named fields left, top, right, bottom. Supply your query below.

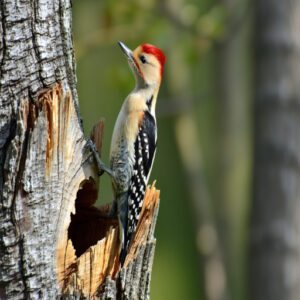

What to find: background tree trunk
left=0, top=1, right=159, bottom=299
left=250, top=1, right=300, bottom=300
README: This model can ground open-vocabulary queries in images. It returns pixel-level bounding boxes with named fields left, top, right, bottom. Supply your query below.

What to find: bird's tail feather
left=117, top=192, right=129, bottom=266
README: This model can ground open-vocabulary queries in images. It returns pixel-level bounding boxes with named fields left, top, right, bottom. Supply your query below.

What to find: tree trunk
left=0, top=1, right=159, bottom=299
left=250, top=1, right=300, bottom=300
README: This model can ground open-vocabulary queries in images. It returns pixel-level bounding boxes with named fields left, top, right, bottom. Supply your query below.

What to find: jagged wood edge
left=98, top=187, right=160, bottom=300
left=60, top=186, right=160, bottom=299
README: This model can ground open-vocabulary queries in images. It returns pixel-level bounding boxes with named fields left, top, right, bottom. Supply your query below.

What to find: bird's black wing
left=120, top=111, right=157, bottom=263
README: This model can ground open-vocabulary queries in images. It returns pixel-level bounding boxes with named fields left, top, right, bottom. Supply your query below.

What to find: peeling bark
left=0, top=1, right=160, bottom=299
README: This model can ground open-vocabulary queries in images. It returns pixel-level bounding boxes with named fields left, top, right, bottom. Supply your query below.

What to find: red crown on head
left=141, top=43, right=166, bottom=76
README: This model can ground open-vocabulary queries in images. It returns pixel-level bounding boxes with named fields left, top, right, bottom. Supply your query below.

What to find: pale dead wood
left=59, top=183, right=160, bottom=299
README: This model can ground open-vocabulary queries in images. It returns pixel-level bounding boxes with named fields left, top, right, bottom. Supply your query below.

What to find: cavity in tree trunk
left=0, top=1, right=159, bottom=299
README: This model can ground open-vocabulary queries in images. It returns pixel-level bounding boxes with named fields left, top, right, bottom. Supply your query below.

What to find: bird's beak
left=118, top=41, right=133, bottom=60
left=118, top=41, right=144, bottom=81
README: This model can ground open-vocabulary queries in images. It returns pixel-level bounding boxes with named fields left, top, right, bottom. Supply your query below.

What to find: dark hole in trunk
left=68, top=178, right=117, bottom=257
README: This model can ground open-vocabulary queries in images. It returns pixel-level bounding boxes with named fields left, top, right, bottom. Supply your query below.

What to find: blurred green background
left=73, top=1, right=251, bottom=299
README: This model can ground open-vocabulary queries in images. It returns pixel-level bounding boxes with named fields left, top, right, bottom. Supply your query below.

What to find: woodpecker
left=89, top=41, right=166, bottom=265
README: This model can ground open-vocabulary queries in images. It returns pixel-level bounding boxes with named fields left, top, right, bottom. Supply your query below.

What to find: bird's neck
left=133, top=83, right=160, bottom=115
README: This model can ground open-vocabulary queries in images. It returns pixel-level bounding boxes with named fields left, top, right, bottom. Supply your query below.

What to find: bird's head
left=118, top=41, right=166, bottom=88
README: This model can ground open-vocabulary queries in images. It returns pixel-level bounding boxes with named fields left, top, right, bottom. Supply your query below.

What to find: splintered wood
left=58, top=185, right=160, bottom=298
left=60, top=227, right=119, bottom=296
left=124, top=183, right=160, bottom=267
left=46, top=84, right=161, bottom=298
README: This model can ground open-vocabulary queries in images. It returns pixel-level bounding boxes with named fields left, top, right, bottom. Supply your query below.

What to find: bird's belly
left=110, top=140, right=133, bottom=193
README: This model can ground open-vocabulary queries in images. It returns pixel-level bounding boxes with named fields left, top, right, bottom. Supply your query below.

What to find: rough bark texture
left=0, top=1, right=160, bottom=299
left=0, top=1, right=78, bottom=298
left=250, top=1, right=300, bottom=300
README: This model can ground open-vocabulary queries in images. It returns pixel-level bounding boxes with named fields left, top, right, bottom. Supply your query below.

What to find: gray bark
left=0, top=0, right=77, bottom=298
left=0, top=1, right=159, bottom=299
left=250, top=1, right=300, bottom=300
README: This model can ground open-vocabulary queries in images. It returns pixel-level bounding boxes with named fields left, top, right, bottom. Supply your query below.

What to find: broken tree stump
left=0, top=1, right=160, bottom=298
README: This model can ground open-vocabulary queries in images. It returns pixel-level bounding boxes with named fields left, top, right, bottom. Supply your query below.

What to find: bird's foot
left=86, top=139, right=113, bottom=177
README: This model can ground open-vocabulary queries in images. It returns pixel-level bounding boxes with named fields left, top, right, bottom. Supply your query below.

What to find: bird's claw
left=86, top=139, right=113, bottom=178
left=86, top=139, right=104, bottom=176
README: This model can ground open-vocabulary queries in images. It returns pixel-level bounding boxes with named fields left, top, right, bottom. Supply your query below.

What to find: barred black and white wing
left=121, top=111, right=157, bottom=260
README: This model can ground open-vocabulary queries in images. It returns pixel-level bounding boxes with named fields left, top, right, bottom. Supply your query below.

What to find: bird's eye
left=140, top=55, right=147, bottom=64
